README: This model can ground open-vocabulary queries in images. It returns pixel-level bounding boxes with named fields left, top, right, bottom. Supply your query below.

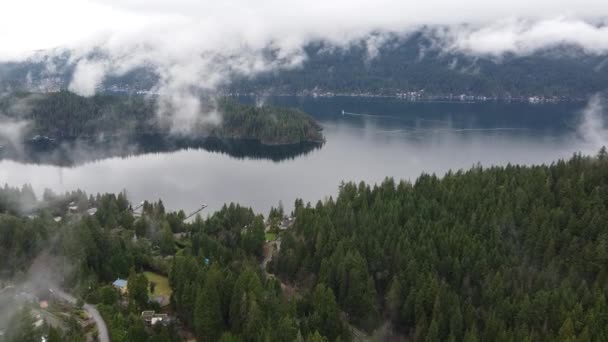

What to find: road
left=52, top=289, right=110, bottom=342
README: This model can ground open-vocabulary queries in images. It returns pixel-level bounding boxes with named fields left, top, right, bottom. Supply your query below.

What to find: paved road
left=52, top=289, right=110, bottom=342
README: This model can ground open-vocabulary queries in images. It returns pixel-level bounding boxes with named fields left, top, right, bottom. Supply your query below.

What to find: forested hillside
left=2, top=150, right=608, bottom=341
left=230, top=34, right=608, bottom=99
left=2, top=32, right=608, bottom=100
left=271, top=149, right=608, bottom=340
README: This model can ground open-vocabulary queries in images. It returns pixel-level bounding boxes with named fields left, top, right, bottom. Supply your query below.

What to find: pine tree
left=195, top=277, right=224, bottom=341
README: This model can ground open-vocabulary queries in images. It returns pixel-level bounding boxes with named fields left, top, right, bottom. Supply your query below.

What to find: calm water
left=0, top=97, right=604, bottom=215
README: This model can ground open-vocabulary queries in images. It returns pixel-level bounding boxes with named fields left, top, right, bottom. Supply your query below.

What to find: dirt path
left=261, top=240, right=299, bottom=297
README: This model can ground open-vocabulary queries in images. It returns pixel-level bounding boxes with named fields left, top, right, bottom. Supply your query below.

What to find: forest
left=3, top=32, right=608, bottom=100
left=0, top=91, right=324, bottom=146
left=229, top=34, right=608, bottom=99
left=1, top=149, right=608, bottom=341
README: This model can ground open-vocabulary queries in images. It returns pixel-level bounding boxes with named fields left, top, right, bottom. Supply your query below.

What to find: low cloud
left=1, top=1, right=608, bottom=133
left=437, top=18, right=608, bottom=57
left=68, top=60, right=108, bottom=96
left=0, top=117, right=31, bottom=157
left=578, top=94, right=608, bottom=150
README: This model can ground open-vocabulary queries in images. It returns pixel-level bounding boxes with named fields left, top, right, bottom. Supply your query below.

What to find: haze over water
left=0, top=97, right=603, bottom=215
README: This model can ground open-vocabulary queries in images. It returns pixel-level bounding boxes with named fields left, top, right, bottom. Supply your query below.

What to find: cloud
left=68, top=60, right=108, bottom=96
left=1, top=1, right=608, bottom=132
left=578, top=94, right=608, bottom=150
left=437, top=17, right=608, bottom=56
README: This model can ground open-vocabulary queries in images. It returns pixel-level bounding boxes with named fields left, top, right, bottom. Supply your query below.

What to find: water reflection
left=0, top=134, right=323, bottom=166
left=0, top=97, right=604, bottom=215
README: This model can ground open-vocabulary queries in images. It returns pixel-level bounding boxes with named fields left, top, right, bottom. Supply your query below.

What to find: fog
left=578, top=94, right=608, bottom=149
left=1, top=1, right=608, bottom=133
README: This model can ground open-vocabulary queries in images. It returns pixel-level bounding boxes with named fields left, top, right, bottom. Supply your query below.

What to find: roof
left=112, top=279, right=128, bottom=288
left=141, top=311, right=155, bottom=319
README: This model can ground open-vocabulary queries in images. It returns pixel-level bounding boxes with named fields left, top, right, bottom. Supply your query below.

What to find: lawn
left=144, top=271, right=173, bottom=300
left=265, top=232, right=277, bottom=241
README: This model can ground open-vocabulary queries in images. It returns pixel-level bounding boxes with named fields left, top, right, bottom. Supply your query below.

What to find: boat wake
left=341, top=110, right=403, bottom=120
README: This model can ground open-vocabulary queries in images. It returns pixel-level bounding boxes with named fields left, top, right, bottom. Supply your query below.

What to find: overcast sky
left=2, top=0, right=607, bottom=132
left=2, top=0, right=607, bottom=58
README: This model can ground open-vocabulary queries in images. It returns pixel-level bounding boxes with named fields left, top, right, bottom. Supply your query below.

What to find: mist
left=578, top=94, right=608, bottom=152
left=0, top=117, right=29, bottom=149
left=1, top=1, right=608, bottom=133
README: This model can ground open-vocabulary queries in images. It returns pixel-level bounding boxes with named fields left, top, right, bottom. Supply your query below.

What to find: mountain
left=229, top=32, right=608, bottom=100
left=2, top=31, right=608, bottom=100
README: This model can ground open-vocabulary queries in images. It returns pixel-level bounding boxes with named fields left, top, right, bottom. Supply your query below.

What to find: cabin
left=141, top=310, right=155, bottom=322
left=173, top=232, right=187, bottom=240
left=280, top=217, right=294, bottom=230
left=112, top=278, right=128, bottom=294
left=68, top=201, right=79, bottom=213
left=141, top=310, right=169, bottom=326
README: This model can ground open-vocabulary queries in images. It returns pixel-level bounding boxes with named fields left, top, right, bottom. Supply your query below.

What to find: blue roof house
left=112, top=278, right=128, bottom=294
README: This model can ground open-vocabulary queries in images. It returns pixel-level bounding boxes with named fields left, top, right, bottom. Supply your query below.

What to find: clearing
left=144, top=271, right=173, bottom=305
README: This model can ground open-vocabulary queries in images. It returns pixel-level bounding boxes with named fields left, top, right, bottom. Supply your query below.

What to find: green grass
left=144, top=271, right=173, bottom=300
left=265, top=232, right=277, bottom=241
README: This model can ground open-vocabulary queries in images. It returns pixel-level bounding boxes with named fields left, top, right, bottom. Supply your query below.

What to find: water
left=0, top=97, right=603, bottom=215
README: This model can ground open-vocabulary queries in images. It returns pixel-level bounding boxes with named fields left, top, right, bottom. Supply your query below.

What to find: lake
left=0, top=97, right=604, bottom=216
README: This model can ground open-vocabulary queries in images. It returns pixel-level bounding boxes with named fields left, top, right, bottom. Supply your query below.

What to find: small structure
left=87, top=208, right=97, bottom=216
left=53, top=216, right=62, bottom=223
left=173, top=232, right=187, bottom=240
left=279, top=217, right=294, bottom=230
left=151, top=314, right=169, bottom=326
left=141, top=310, right=155, bottom=322
left=112, top=278, right=128, bottom=294
left=68, top=201, right=78, bottom=213
left=33, top=313, right=44, bottom=328
left=141, top=311, right=169, bottom=326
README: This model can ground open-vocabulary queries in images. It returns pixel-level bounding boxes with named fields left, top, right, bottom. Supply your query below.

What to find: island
left=0, top=91, right=324, bottom=145
left=0, top=91, right=325, bottom=164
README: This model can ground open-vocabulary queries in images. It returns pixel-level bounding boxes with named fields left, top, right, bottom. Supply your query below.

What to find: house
left=141, top=310, right=155, bottom=322
left=141, top=311, right=169, bottom=326
left=173, top=232, right=187, bottom=240
left=68, top=201, right=79, bottom=213
left=112, top=278, right=128, bottom=294
left=151, top=314, right=169, bottom=326
left=280, top=217, right=294, bottom=230
left=33, top=313, right=44, bottom=328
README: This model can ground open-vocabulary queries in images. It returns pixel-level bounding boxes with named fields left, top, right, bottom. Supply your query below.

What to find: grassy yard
left=144, top=271, right=173, bottom=299
left=265, top=232, right=277, bottom=241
